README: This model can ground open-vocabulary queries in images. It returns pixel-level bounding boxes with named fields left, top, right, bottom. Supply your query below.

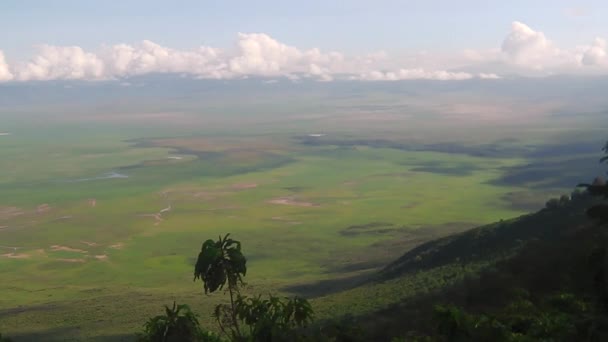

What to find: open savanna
left=0, top=108, right=603, bottom=340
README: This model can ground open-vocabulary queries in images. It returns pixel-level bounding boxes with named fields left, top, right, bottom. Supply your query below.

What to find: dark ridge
left=378, top=194, right=599, bottom=281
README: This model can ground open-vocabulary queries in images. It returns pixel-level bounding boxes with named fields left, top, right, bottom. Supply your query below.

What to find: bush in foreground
left=137, top=302, right=221, bottom=342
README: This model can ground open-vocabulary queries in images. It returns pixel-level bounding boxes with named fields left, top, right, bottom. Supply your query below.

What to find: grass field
left=0, top=93, right=606, bottom=340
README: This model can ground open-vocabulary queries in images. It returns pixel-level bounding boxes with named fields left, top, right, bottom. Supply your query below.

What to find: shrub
left=137, top=302, right=221, bottom=342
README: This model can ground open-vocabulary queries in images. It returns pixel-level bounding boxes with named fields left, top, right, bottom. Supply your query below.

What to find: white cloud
left=357, top=69, right=474, bottom=81
left=3, top=22, right=608, bottom=82
left=581, top=38, right=607, bottom=66
left=227, top=33, right=344, bottom=81
left=478, top=73, right=501, bottom=79
left=0, top=51, right=13, bottom=81
left=229, top=33, right=300, bottom=75
left=461, top=21, right=604, bottom=74
left=16, top=45, right=105, bottom=81
left=501, top=21, right=560, bottom=69
left=102, top=40, right=225, bottom=78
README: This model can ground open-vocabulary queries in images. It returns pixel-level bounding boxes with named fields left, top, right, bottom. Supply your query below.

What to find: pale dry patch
left=1, top=253, right=30, bottom=259
left=94, top=254, right=108, bottom=261
left=138, top=213, right=163, bottom=226
left=88, top=199, right=97, bottom=207
left=0, top=206, right=24, bottom=220
left=80, top=241, right=98, bottom=247
left=36, top=204, right=51, bottom=214
left=268, top=197, right=319, bottom=207
left=50, top=245, right=86, bottom=253
left=109, top=242, right=124, bottom=250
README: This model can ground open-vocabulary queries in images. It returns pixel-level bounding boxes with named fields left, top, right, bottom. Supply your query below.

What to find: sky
left=1, top=0, right=608, bottom=82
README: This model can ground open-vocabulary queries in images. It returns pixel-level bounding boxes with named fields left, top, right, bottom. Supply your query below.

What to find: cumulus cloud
left=3, top=23, right=608, bottom=82
left=581, top=38, right=607, bottom=66
left=0, top=51, right=13, bottom=81
left=460, top=21, right=606, bottom=74
left=16, top=45, right=105, bottom=81
left=8, top=34, right=350, bottom=81
left=227, top=33, right=345, bottom=81
left=102, top=40, right=225, bottom=78
left=501, top=21, right=561, bottom=69
left=229, top=33, right=300, bottom=75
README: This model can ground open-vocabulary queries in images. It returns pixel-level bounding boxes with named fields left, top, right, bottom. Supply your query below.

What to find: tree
left=193, top=234, right=314, bottom=341
left=577, top=141, right=608, bottom=315
left=545, top=198, right=560, bottom=209
left=578, top=142, right=608, bottom=224
left=194, top=234, right=247, bottom=338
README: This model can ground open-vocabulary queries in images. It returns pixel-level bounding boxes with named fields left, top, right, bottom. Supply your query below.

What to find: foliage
left=193, top=234, right=315, bottom=341
left=432, top=292, right=608, bottom=342
left=216, top=293, right=315, bottom=341
left=0, top=333, right=12, bottom=342
left=426, top=140, right=608, bottom=341
left=544, top=197, right=560, bottom=209
left=193, top=234, right=247, bottom=338
left=229, top=294, right=314, bottom=341
left=578, top=143, right=608, bottom=224
left=137, top=301, right=221, bottom=342
left=315, top=315, right=368, bottom=342
left=194, top=234, right=247, bottom=295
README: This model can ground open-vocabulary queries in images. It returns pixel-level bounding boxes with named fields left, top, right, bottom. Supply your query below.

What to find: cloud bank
left=0, top=51, right=13, bottom=81
left=1, top=22, right=608, bottom=82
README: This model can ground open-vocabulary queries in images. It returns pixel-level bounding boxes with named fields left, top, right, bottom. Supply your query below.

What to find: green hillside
left=311, top=185, right=608, bottom=341
left=380, top=192, right=598, bottom=280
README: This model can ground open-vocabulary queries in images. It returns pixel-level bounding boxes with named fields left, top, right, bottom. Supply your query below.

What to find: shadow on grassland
left=489, top=155, right=606, bottom=189
left=284, top=222, right=475, bottom=298
left=10, top=329, right=133, bottom=342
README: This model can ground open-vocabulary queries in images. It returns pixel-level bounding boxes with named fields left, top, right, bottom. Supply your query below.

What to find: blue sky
left=2, top=0, right=607, bottom=55
left=1, top=1, right=608, bottom=81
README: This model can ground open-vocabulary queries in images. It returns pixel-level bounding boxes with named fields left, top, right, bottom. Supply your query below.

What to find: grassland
left=1, top=90, right=606, bottom=341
